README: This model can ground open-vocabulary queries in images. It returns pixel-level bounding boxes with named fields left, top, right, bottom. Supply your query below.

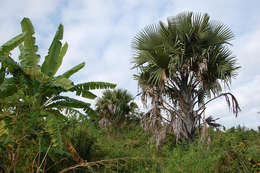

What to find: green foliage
left=46, top=114, right=65, bottom=148
left=19, top=18, right=40, bottom=69
left=0, top=33, right=26, bottom=56
left=95, top=89, right=139, bottom=127
left=66, top=115, right=101, bottom=161
left=58, top=62, right=85, bottom=79
left=0, top=13, right=257, bottom=173
left=41, top=24, right=63, bottom=77
left=92, top=126, right=260, bottom=173
left=59, top=119, right=259, bottom=173
left=163, top=127, right=260, bottom=173
left=71, top=82, right=116, bottom=99
left=0, top=17, right=115, bottom=172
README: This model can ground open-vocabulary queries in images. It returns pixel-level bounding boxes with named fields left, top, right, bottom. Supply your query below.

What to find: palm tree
left=132, top=12, right=240, bottom=141
left=96, top=89, right=138, bottom=128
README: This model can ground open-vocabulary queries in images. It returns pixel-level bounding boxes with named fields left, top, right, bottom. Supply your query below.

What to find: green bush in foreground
left=0, top=18, right=115, bottom=172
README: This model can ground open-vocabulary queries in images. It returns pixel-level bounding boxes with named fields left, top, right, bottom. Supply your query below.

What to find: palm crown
left=96, top=89, right=138, bottom=127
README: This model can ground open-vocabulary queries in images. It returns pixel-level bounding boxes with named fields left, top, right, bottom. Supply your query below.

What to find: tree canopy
left=96, top=89, right=139, bottom=128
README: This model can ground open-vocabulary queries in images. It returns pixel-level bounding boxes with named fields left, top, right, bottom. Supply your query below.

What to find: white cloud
left=232, top=25, right=260, bottom=85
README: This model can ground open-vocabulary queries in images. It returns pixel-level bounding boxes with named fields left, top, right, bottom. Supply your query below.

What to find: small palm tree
left=132, top=12, right=240, bottom=141
left=96, top=89, right=138, bottom=128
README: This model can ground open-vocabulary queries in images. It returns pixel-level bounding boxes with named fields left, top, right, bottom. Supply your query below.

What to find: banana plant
left=0, top=17, right=116, bottom=113
left=0, top=18, right=115, bottom=171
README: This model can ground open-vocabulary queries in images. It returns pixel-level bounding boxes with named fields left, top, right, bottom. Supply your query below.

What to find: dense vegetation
left=0, top=13, right=259, bottom=172
left=0, top=18, right=115, bottom=172
left=64, top=124, right=260, bottom=173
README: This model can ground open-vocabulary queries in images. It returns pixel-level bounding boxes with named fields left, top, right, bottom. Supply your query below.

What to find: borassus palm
left=132, top=12, right=240, bottom=140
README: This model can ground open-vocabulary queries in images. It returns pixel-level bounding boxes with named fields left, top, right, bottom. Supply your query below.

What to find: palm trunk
left=170, top=86, right=199, bottom=141
left=170, top=109, right=197, bottom=141
left=181, top=111, right=197, bottom=140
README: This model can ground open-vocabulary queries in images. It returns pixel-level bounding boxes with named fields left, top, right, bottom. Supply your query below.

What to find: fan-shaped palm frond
left=95, top=89, right=138, bottom=127
left=132, top=24, right=162, bottom=51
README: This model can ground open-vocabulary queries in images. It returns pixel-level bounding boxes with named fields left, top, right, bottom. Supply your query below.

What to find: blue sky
left=1, top=0, right=260, bottom=129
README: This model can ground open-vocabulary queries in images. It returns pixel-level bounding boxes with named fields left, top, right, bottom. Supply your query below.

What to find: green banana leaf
left=41, top=24, right=63, bottom=77
left=19, top=18, right=40, bottom=69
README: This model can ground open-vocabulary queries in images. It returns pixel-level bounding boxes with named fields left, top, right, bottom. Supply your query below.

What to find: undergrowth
left=62, top=121, right=260, bottom=173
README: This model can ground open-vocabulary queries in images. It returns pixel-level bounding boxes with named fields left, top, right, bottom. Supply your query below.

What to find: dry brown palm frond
left=224, top=93, right=241, bottom=117
left=98, top=117, right=112, bottom=129
left=141, top=107, right=162, bottom=133
left=141, top=87, right=165, bottom=108
left=64, top=139, right=85, bottom=163
left=200, top=122, right=211, bottom=148
left=141, top=91, right=148, bottom=108
left=199, top=112, right=211, bottom=147
left=197, top=92, right=241, bottom=117
left=155, top=126, right=167, bottom=150
left=199, top=58, right=208, bottom=74
left=141, top=88, right=154, bottom=108
left=168, top=116, right=189, bottom=141
left=140, top=104, right=169, bottom=150
left=140, top=86, right=165, bottom=132
left=107, top=104, right=116, bottom=115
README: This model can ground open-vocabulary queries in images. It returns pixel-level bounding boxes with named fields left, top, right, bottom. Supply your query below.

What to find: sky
left=0, top=0, right=259, bottom=129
